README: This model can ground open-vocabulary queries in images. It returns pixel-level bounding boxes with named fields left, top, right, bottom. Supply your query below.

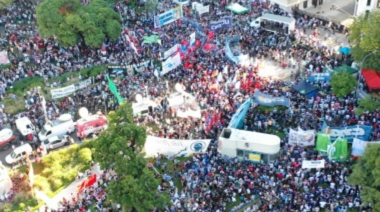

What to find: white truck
left=15, top=117, right=36, bottom=137
left=38, top=114, right=75, bottom=142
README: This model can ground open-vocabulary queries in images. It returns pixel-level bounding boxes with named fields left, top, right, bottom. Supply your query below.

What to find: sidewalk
left=35, top=165, right=102, bottom=212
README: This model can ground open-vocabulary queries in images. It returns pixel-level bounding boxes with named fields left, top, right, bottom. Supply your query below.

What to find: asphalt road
left=0, top=131, right=82, bottom=169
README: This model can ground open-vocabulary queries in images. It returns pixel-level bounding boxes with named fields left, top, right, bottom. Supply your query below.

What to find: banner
left=163, top=44, right=180, bottom=59
left=351, top=138, right=367, bottom=156
left=106, top=75, right=124, bottom=103
left=248, top=153, right=261, bottom=162
left=50, top=77, right=94, bottom=99
left=209, top=16, right=232, bottom=31
left=108, top=61, right=151, bottom=76
left=143, top=35, right=160, bottom=44
left=321, top=122, right=372, bottom=142
left=144, top=136, right=211, bottom=157
left=308, top=72, right=331, bottom=82
left=288, top=128, right=315, bottom=146
left=190, top=32, right=196, bottom=46
left=302, top=160, right=325, bottom=169
left=0, top=51, right=10, bottom=65
left=197, top=5, right=209, bottom=15
left=154, top=6, right=183, bottom=28
left=161, top=52, right=182, bottom=75
left=228, top=98, right=251, bottom=129
left=254, top=90, right=290, bottom=107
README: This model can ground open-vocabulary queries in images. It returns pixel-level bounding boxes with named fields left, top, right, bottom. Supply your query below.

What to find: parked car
left=0, top=128, right=19, bottom=151
left=5, top=143, right=33, bottom=165
left=42, top=135, right=73, bottom=150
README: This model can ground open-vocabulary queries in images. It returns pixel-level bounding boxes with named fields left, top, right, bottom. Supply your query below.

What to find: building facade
left=354, top=0, right=380, bottom=16
left=270, top=0, right=325, bottom=11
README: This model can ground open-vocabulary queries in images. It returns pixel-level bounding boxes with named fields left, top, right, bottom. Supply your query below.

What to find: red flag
left=85, top=174, right=97, bottom=188
left=207, top=31, right=214, bottom=40
left=77, top=180, right=86, bottom=194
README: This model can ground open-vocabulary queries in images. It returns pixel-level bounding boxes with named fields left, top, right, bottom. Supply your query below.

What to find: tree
left=349, top=143, right=380, bottom=211
left=0, top=0, right=13, bottom=9
left=355, top=95, right=380, bottom=115
left=144, top=0, right=158, bottom=16
left=92, top=103, right=171, bottom=211
left=330, top=72, right=357, bottom=98
left=36, top=0, right=122, bottom=47
left=349, top=11, right=380, bottom=71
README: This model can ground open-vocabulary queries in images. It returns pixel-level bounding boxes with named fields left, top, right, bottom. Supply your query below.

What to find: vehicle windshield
left=43, top=140, right=50, bottom=145
left=10, top=151, right=16, bottom=159
left=57, top=135, right=64, bottom=140
left=40, top=126, right=48, bottom=135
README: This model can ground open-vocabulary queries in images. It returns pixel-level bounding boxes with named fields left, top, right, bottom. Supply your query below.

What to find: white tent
left=259, top=13, right=296, bottom=34
left=0, top=163, right=13, bottom=196
left=227, top=3, right=249, bottom=14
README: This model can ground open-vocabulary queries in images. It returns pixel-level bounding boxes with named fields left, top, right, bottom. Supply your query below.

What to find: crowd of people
left=0, top=0, right=378, bottom=211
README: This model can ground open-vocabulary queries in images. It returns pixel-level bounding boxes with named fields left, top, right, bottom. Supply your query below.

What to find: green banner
left=106, top=75, right=124, bottom=103
left=143, top=35, right=160, bottom=44
left=328, top=138, right=348, bottom=162
left=316, top=133, right=330, bottom=153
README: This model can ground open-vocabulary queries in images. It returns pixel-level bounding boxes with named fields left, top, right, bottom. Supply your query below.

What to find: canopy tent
left=339, top=47, right=351, bottom=55
left=292, top=81, right=318, bottom=98
left=226, top=3, right=249, bottom=14
left=362, top=69, right=380, bottom=90
left=334, top=64, right=358, bottom=75
left=259, top=13, right=296, bottom=34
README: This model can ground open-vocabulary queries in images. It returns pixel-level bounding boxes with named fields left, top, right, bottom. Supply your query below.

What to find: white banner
left=197, top=5, right=209, bottom=15
left=190, top=32, right=196, bottom=46
left=163, top=44, right=180, bottom=59
left=288, top=128, right=315, bottom=146
left=144, top=136, right=211, bottom=157
left=302, top=160, right=325, bottom=169
left=177, top=107, right=201, bottom=119
left=50, top=77, right=94, bottom=99
left=161, top=53, right=182, bottom=75
left=0, top=51, right=10, bottom=65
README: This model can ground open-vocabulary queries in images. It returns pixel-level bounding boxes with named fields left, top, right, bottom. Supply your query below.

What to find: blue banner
left=154, top=7, right=183, bottom=28
left=228, top=98, right=251, bottom=129
left=209, top=16, right=232, bottom=31
left=254, top=90, right=290, bottom=107
left=308, top=72, right=331, bottom=82
left=225, top=36, right=240, bottom=64
left=321, top=122, right=372, bottom=142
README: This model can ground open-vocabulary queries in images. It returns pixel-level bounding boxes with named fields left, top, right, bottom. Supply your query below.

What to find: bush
left=48, top=178, right=63, bottom=191
left=13, top=192, right=32, bottom=205
left=33, top=175, right=51, bottom=191
left=8, top=77, right=45, bottom=96
left=0, top=202, right=12, bottom=211
left=77, top=148, right=92, bottom=164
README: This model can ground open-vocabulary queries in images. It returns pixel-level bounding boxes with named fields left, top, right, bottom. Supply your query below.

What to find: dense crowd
left=0, top=0, right=378, bottom=211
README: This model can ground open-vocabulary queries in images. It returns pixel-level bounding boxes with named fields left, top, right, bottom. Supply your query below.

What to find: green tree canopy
left=349, top=11, right=380, bottom=71
left=92, top=103, right=171, bottom=211
left=330, top=72, right=357, bottom=98
left=36, top=0, right=122, bottom=47
left=355, top=95, right=380, bottom=115
left=349, top=143, right=380, bottom=211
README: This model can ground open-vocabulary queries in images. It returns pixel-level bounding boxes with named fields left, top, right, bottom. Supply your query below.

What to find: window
left=303, top=0, right=308, bottom=8
left=365, top=10, right=370, bottom=19
left=237, top=150, right=244, bottom=157
left=378, top=0, right=380, bottom=7
left=367, top=0, right=371, bottom=6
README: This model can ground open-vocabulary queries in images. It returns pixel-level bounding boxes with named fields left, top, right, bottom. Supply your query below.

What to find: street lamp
left=356, top=50, right=377, bottom=99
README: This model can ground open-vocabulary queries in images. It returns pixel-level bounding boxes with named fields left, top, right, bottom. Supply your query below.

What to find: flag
left=77, top=174, right=97, bottom=194
left=143, top=35, right=160, bottom=44
left=316, top=133, right=330, bottom=153
left=106, top=75, right=124, bottom=103
left=328, top=137, right=348, bottom=162
left=207, top=31, right=214, bottom=40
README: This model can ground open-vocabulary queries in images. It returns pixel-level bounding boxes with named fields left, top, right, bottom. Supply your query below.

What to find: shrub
left=33, top=175, right=50, bottom=191
left=48, top=178, right=63, bottom=191
left=8, top=77, right=45, bottom=96
left=77, top=148, right=92, bottom=164
left=13, top=192, right=31, bottom=205
left=0, top=202, right=12, bottom=211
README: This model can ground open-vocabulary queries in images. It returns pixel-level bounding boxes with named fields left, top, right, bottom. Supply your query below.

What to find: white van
left=38, top=114, right=75, bottom=142
left=5, top=143, right=33, bottom=165
left=132, top=100, right=162, bottom=116
left=15, top=117, right=36, bottom=136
